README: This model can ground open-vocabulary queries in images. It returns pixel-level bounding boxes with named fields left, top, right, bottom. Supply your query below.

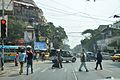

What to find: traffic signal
left=1, top=19, right=7, bottom=38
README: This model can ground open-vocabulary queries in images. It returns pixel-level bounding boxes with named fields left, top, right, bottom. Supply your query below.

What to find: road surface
left=0, top=59, right=120, bottom=80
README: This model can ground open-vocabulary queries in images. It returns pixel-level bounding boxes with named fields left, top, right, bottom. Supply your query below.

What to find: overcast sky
left=34, top=0, right=120, bottom=49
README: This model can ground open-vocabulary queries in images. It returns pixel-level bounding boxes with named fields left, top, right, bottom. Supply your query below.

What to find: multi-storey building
left=112, top=21, right=120, bottom=29
left=0, top=0, right=47, bottom=24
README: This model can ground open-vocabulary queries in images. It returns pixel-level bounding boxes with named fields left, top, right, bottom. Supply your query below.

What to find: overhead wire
left=46, top=15, right=99, bottom=23
left=37, top=2, right=114, bottom=22
left=37, top=2, right=78, bottom=15
left=52, top=0, right=91, bottom=16
left=51, top=0, right=114, bottom=22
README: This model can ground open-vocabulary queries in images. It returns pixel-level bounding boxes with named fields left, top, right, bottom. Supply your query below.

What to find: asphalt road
left=0, top=59, right=120, bottom=80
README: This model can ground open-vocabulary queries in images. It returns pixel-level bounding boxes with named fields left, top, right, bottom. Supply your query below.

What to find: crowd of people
left=1, top=46, right=103, bottom=75
left=14, top=46, right=34, bottom=75
left=15, top=47, right=103, bottom=75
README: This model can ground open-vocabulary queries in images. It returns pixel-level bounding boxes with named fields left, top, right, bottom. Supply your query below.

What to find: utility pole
left=1, top=0, right=5, bottom=71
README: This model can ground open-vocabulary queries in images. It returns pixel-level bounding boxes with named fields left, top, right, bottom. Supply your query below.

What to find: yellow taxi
left=111, top=54, right=120, bottom=62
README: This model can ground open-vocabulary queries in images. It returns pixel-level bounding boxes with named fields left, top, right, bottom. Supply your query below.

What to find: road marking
left=52, top=69, right=56, bottom=72
left=34, top=67, right=41, bottom=72
left=41, top=67, right=48, bottom=72
left=72, top=70, right=78, bottom=80
left=71, top=63, right=78, bottom=80
left=75, top=67, right=78, bottom=72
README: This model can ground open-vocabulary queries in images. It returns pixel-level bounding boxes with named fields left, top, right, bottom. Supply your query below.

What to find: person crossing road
left=95, top=50, right=103, bottom=70
left=79, top=49, right=89, bottom=72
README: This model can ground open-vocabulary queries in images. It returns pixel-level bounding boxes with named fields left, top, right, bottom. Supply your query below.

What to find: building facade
left=0, top=0, right=46, bottom=24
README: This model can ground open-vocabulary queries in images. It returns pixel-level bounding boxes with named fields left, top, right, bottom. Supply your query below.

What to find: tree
left=36, top=22, right=68, bottom=49
left=6, top=16, right=25, bottom=44
left=82, top=29, right=99, bottom=52
left=53, top=26, right=68, bottom=49
left=62, top=44, right=70, bottom=50
left=72, top=44, right=82, bottom=53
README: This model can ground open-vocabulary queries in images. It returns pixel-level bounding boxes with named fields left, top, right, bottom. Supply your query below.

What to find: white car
left=61, top=50, right=76, bottom=62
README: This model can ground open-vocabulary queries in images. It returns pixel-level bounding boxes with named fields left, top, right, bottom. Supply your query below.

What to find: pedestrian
left=41, top=52, right=45, bottom=61
left=36, top=52, right=39, bottom=62
left=79, top=49, right=89, bottom=72
left=15, top=52, right=19, bottom=66
left=95, top=50, right=103, bottom=70
left=57, top=49, right=63, bottom=68
left=18, top=47, right=26, bottom=75
left=0, top=53, right=4, bottom=71
left=26, top=46, right=33, bottom=75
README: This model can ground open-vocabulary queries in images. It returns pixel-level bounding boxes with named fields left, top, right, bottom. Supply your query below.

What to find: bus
left=0, top=45, right=24, bottom=61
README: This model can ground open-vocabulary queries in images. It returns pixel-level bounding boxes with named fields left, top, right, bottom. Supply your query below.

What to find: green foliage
left=81, top=38, right=94, bottom=52
left=6, top=16, right=25, bottom=43
left=63, top=44, right=70, bottom=50
left=72, top=44, right=81, bottom=53
left=36, top=22, right=68, bottom=49
left=82, top=29, right=95, bottom=36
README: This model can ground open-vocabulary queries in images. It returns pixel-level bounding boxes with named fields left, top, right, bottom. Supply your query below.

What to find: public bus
left=0, top=45, right=24, bottom=61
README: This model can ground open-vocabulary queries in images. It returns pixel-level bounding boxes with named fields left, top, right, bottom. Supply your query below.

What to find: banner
left=34, top=42, right=47, bottom=50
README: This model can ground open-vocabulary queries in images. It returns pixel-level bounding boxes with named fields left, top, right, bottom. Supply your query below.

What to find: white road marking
left=41, top=67, right=48, bottom=72
left=72, top=70, right=78, bottom=80
left=75, top=67, right=78, bottom=72
left=34, top=67, right=41, bottom=72
left=52, top=69, right=56, bottom=72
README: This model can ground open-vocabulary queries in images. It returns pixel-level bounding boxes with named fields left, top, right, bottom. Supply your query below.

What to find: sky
left=34, top=0, right=120, bottom=49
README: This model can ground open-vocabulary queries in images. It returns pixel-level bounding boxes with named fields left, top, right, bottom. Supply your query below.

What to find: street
left=0, top=59, right=120, bottom=80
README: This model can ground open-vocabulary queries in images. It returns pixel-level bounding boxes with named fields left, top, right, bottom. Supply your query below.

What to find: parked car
left=111, top=54, right=120, bottom=62
left=86, top=52, right=96, bottom=61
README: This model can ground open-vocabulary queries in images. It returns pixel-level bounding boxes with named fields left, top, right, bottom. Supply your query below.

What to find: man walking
left=18, top=47, right=26, bottom=75
left=0, top=54, right=4, bottom=71
left=57, top=49, right=63, bottom=68
left=79, top=49, right=89, bottom=72
left=95, top=50, right=103, bottom=70
left=26, top=46, right=33, bottom=75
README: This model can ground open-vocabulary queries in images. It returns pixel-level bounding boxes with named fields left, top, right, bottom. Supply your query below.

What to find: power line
left=37, top=2, right=114, bottom=22
left=37, top=2, right=77, bottom=15
left=46, top=15, right=99, bottom=23
left=52, top=0, right=91, bottom=16
left=51, top=0, right=114, bottom=22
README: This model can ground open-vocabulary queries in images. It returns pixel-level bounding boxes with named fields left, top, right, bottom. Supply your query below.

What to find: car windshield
left=61, top=51, right=72, bottom=57
left=0, top=0, right=120, bottom=80
left=115, top=54, right=120, bottom=56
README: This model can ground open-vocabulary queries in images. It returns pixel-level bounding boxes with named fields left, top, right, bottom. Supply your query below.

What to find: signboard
left=39, top=36, right=46, bottom=42
left=34, top=42, right=47, bottom=50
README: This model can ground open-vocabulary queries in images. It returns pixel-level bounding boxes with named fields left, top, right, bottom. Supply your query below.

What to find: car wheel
left=72, top=58, right=76, bottom=62
left=112, top=60, right=115, bottom=62
left=118, top=59, right=120, bottom=62
left=66, top=61, right=69, bottom=63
